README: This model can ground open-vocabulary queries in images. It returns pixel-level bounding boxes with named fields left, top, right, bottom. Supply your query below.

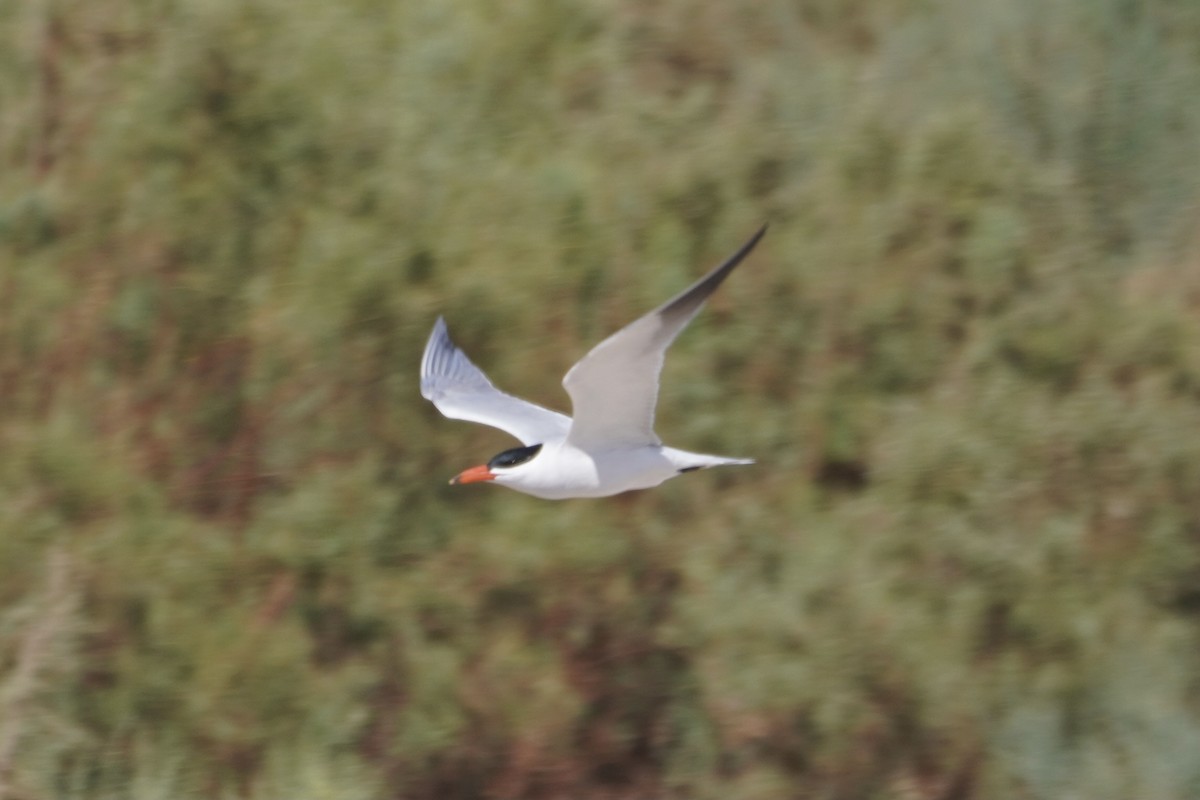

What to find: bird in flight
left=420, top=225, right=766, bottom=499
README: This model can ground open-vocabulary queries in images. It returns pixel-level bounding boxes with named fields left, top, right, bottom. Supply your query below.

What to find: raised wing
left=421, top=317, right=571, bottom=446
left=562, top=225, right=766, bottom=451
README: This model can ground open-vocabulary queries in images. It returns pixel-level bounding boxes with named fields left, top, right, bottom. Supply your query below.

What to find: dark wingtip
left=656, top=223, right=768, bottom=325
left=717, top=223, right=768, bottom=277
left=743, top=222, right=768, bottom=252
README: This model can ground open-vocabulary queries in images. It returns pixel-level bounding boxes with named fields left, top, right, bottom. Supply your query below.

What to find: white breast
left=511, top=442, right=681, bottom=500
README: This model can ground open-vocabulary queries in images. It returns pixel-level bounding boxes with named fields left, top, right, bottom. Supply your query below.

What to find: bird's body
left=420, top=226, right=766, bottom=499
left=479, top=441, right=750, bottom=500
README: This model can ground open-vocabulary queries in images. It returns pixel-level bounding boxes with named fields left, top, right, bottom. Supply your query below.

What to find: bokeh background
left=4, top=1, right=1200, bottom=798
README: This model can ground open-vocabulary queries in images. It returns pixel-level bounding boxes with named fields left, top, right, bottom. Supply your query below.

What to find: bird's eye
left=487, top=444, right=543, bottom=470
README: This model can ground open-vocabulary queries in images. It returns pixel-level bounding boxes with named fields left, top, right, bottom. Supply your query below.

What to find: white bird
left=420, top=225, right=766, bottom=499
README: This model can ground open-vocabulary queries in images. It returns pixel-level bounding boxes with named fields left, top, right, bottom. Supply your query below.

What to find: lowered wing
left=421, top=317, right=571, bottom=446
left=562, top=225, right=766, bottom=451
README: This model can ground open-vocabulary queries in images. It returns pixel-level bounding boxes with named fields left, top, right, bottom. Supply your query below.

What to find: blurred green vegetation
left=3, top=0, right=1200, bottom=797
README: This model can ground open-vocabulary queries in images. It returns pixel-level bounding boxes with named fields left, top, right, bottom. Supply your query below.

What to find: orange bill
left=450, top=464, right=496, bottom=485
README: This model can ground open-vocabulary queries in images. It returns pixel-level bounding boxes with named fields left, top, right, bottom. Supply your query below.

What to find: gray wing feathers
left=421, top=317, right=571, bottom=446
left=420, top=317, right=493, bottom=396
left=563, top=225, right=766, bottom=450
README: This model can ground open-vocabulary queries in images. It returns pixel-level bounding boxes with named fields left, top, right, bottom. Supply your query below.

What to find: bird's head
left=450, top=443, right=543, bottom=487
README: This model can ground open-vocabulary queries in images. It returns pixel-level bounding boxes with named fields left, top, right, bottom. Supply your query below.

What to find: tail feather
left=669, top=450, right=755, bottom=473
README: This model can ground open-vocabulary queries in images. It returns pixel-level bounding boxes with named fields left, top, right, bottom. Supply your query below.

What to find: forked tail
left=668, top=450, right=755, bottom=473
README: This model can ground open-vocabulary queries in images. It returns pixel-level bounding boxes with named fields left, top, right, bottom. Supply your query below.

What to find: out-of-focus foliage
left=3, top=0, right=1200, bottom=797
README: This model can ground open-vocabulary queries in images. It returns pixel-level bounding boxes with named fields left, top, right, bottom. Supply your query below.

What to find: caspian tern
left=420, top=225, right=766, bottom=499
